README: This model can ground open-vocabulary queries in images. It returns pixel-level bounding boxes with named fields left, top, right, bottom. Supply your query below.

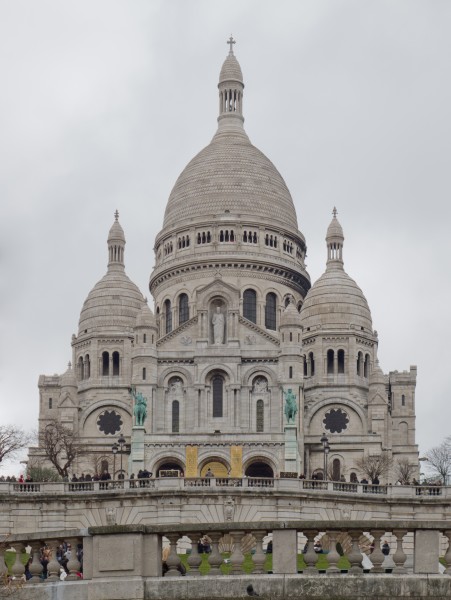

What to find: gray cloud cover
left=1, top=0, right=450, bottom=470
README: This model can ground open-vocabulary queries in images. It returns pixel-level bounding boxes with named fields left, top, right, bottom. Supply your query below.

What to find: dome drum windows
left=78, top=354, right=91, bottom=380
left=177, top=235, right=190, bottom=249
left=219, top=229, right=235, bottom=242
left=101, top=351, right=121, bottom=377
left=163, top=241, right=173, bottom=256
left=326, top=349, right=346, bottom=375
left=243, top=230, right=258, bottom=244
left=283, top=239, right=294, bottom=254
left=265, top=234, right=278, bottom=248
left=197, top=231, right=211, bottom=244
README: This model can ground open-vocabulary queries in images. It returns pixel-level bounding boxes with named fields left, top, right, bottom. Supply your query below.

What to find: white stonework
left=30, top=42, right=418, bottom=483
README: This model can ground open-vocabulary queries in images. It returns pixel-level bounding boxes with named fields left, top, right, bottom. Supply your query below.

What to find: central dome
left=162, top=41, right=299, bottom=233
left=163, top=133, right=298, bottom=230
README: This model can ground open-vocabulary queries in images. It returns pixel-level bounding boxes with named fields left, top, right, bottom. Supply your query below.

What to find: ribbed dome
left=162, top=41, right=299, bottom=232
left=281, top=300, right=302, bottom=327
left=61, top=362, right=77, bottom=388
left=163, top=134, right=298, bottom=230
left=78, top=271, right=144, bottom=335
left=78, top=213, right=144, bottom=335
left=219, top=53, right=243, bottom=83
left=136, top=299, right=155, bottom=328
left=300, top=211, right=372, bottom=332
left=300, top=268, right=372, bottom=332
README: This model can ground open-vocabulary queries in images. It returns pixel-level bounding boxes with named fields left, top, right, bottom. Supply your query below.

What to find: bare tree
left=424, top=439, right=451, bottom=485
left=354, top=453, right=393, bottom=483
left=0, top=425, right=31, bottom=467
left=394, top=458, right=417, bottom=485
left=39, top=420, right=88, bottom=478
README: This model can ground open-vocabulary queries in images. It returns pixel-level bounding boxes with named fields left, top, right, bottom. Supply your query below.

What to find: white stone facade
left=31, top=42, right=418, bottom=483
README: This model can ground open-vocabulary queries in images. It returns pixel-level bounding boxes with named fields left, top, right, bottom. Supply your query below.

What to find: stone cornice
left=156, top=315, right=198, bottom=347
left=238, top=315, right=280, bottom=345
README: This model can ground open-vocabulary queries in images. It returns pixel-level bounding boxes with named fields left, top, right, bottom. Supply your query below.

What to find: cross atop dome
left=227, top=35, right=236, bottom=55
left=114, top=209, right=119, bottom=221
left=332, top=206, right=337, bottom=218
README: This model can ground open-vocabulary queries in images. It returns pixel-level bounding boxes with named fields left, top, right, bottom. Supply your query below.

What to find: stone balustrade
left=0, top=477, right=446, bottom=497
left=3, top=521, right=451, bottom=599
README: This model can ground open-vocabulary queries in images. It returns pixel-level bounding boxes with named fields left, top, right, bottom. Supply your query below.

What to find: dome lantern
left=108, top=210, right=126, bottom=270
left=217, top=36, right=245, bottom=134
left=326, top=207, right=344, bottom=270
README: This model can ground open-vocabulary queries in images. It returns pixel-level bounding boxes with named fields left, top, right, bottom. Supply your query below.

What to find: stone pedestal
left=284, top=425, right=298, bottom=473
left=414, top=530, right=440, bottom=574
left=130, top=426, right=145, bottom=475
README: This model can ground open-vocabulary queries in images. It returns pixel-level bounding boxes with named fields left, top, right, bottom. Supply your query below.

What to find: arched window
left=101, top=459, right=108, bottom=474
left=364, top=354, right=370, bottom=378
left=112, top=351, right=120, bottom=376
left=179, top=293, right=189, bottom=325
left=84, top=354, right=91, bottom=379
left=243, top=289, right=257, bottom=323
left=332, top=458, right=341, bottom=481
left=337, top=350, right=345, bottom=374
left=309, top=352, right=315, bottom=376
left=102, top=352, right=109, bottom=376
left=212, top=375, right=224, bottom=418
left=78, top=356, right=84, bottom=380
left=164, top=299, right=172, bottom=334
left=256, top=399, right=264, bottom=432
left=143, top=333, right=147, bottom=344
left=48, top=398, right=53, bottom=409
left=401, top=394, right=406, bottom=407
left=350, top=472, right=358, bottom=483
left=289, top=366, right=293, bottom=379
left=265, top=293, right=277, bottom=330
left=172, top=400, right=180, bottom=433
left=142, top=367, right=146, bottom=380
left=303, top=357, right=308, bottom=377
left=357, top=351, right=363, bottom=376
left=327, top=349, right=334, bottom=374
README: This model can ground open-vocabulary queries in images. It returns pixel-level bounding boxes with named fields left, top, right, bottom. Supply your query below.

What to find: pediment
left=197, top=278, right=240, bottom=309
left=58, top=392, right=76, bottom=408
left=156, top=315, right=198, bottom=348
left=239, top=315, right=280, bottom=348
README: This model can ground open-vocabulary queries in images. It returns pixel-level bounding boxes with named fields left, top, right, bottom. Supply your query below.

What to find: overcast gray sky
left=1, top=0, right=450, bottom=473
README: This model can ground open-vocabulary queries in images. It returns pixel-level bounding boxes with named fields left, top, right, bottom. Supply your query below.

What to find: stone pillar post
left=392, top=529, right=407, bottom=574
left=65, top=538, right=81, bottom=581
left=46, top=541, right=62, bottom=581
left=28, top=542, right=43, bottom=582
left=414, top=530, right=440, bottom=574
left=326, top=532, right=340, bottom=574
left=303, top=530, right=318, bottom=574
left=10, top=543, right=25, bottom=580
left=165, top=533, right=182, bottom=577
left=272, top=529, right=297, bottom=574
left=207, top=532, right=223, bottom=575
left=252, top=531, right=267, bottom=574
left=347, top=530, right=363, bottom=574
left=370, top=531, right=386, bottom=573
left=186, top=533, right=203, bottom=576
left=230, top=531, right=245, bottom=574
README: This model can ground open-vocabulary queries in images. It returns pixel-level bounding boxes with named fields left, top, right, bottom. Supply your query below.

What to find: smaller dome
left=219, top=53, right=243, bottom=83
left=136, top=299, right=155, bottom=328
left=108, top=210, right=125, bottom=243
left=370, top=360, right=386, bottom=386
left=326, top=207, right=344, bottom=240
left=281, top=301, right=302, bottom=327
left=61, top=362, right=76, bottom=388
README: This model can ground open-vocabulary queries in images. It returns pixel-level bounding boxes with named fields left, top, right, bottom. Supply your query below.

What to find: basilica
left=32, top=41, right=418, bottom=482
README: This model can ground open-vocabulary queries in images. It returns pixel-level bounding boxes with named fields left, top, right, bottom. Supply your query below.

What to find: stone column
left=229, top=531, right=245, bottom=574
left=28, top=542, right=43, bottom=583
left=384, top=529, right=403, bottom=574
left=46, top=541, right=62, bottom=582
left=347, top=530, right=363, bottom=574
left=165, top=534, right=182, bottom=577
left=302, top=530, right=318, bottom=574
left=370, top=531, right=386, bottom=574
left=65, top=538, right=81, bottom=581
left=207, top=532, right=223, bottom=575
left=10, top=543, right=25, bottom=580
left=186, top=533, right=203, bottom=576
left=326, top=532, right=340, bottom=574
left=252, top=531, right=267, bottom=574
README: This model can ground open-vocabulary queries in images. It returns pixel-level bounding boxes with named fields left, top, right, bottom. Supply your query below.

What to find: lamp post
left=117, top=433, right=126, bottom=478
left=320, top=433, right=330, bottom=481
left=112, top=443, right=118, bottom=479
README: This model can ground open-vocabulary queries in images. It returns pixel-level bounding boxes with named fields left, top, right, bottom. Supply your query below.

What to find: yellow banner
left=230, top=445, right=243, bottom=478
left=185, top=446, right=198, bottom=478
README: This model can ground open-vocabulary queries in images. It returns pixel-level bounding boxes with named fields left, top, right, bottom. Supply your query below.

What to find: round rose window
left=97, top=410, right=123, bottom=435
left=323, top=408, right=349, bottom=433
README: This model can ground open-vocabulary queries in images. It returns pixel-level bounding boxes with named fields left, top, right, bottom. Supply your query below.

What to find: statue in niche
left=224, top=496, right=235, bottom=521
left=253, top=377, right=268, bottom=393
left=169, top=378, right=183, bottom=393
left=130, top=386, right=147, bottom=426
left=212, top=306, right=225, bottom=344
left=283, top=388, right=298, bottom=424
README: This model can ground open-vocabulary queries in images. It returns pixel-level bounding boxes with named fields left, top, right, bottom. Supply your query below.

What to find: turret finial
left=332, top=206, right=337, bottom=218
left=114, top=209, right=119, bottom=221
left=227, top=35, right=236, bottom=55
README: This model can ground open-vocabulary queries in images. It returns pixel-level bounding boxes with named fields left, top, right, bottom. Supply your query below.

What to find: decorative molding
left=157, top=315, right=198, bottom=347
left=238, top=315, right=280, bottom=345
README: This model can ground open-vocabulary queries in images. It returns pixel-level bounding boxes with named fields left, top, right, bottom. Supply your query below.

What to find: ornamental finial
left=227, top=35, right=236, bottom=55
left=332, top=206, right=337, bottom=218
left=114, top=209, right=119, bottom=221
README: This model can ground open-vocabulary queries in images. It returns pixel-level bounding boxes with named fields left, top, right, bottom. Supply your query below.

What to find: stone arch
left=150, top=449, right=186, bottom=475
left=305, top=398, right=367, bottom=432
left=199, top=286, right=237, bottom=311
left=198, top=363, right=235, bottom=385
left=158, top=366, right=193, bottom=388
left=197, top=454, right=230, bottom=478
left=243, top=454, right=276, bottom=478
left=79, top=400, right=132, bottom=430
left=243, top=365, right=278, bottom=387
left=197, top=447, right=231, bottom=472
